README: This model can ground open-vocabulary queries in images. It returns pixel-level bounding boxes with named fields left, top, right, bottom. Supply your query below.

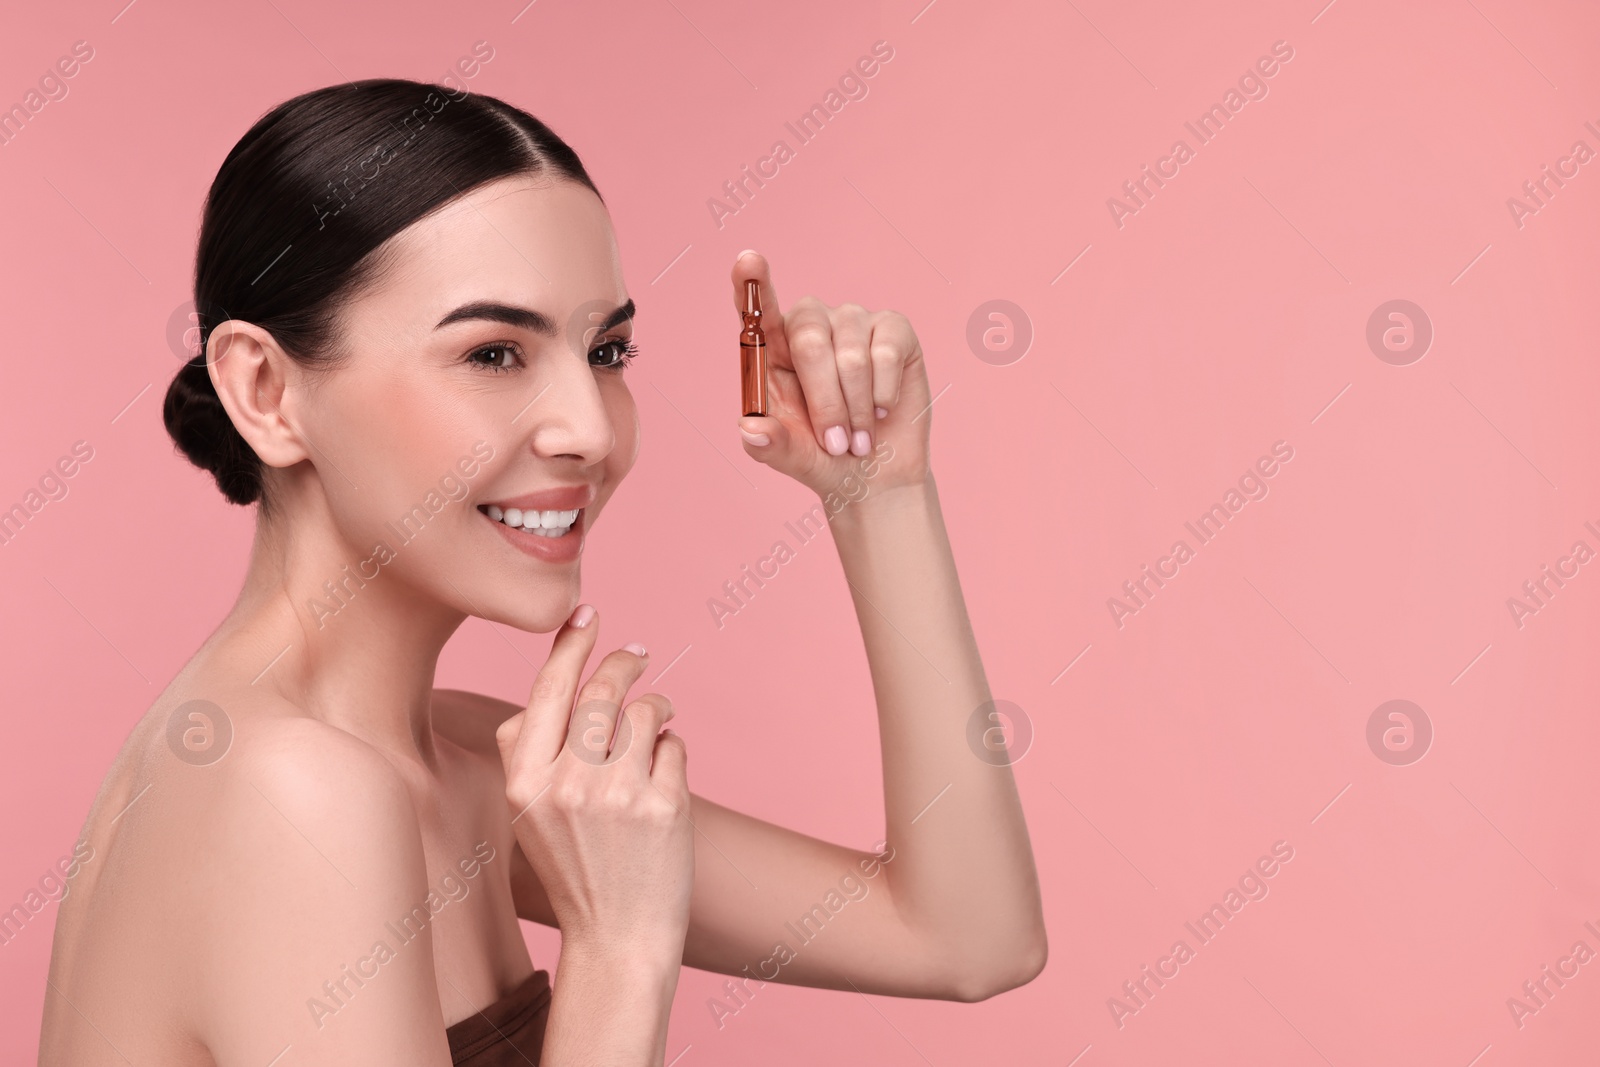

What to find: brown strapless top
left=445, top=969, right=552, bottom=1065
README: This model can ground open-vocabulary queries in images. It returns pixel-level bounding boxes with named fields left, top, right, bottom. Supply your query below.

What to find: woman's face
left=287, top=175, right=638, bottom=633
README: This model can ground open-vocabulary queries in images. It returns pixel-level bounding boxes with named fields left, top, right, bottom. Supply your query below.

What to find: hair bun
left=162, top=357, right=262, bottom=506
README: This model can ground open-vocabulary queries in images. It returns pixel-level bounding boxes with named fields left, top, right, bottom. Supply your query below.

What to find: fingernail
left=737, top=249, right=758, bottom=260
left=622, top=642, right=648, bottom=657
left=569, top=604, right=595, bottom=628
left=740, top=428, right=770, bottom=447
left=824, top=425, right=849, bottom=455
left=875, top=406, right=889, bottom=419
left=850, top=429, right=870, bottom=456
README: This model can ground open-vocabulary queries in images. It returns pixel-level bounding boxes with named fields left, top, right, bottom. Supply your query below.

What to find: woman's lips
left=481, top=484, right=597, bottom=513
left=480, top=505, right=584, bottom=563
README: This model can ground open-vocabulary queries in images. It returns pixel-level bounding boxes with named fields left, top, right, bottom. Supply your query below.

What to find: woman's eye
left=466, top=344, right=521, bottom=372
left=590, top=338, right=640, bottom=370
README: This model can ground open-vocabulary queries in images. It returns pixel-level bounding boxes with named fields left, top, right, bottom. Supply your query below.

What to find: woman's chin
left=479, top=595, right=582, bottom=636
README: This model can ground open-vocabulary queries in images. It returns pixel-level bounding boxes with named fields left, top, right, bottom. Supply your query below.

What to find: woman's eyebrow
left=434, top=298, right=635, bottom=334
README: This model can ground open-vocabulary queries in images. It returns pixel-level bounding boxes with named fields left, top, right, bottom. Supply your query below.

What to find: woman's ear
left=206, top=321, right=312, bottom=472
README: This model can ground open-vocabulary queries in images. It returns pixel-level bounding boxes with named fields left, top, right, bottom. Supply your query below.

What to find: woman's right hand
left=494, top=604, right=693, bottom=962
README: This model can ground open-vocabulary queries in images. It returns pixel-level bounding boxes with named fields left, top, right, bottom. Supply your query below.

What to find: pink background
left=4, top=0, right=1599, bottom=1063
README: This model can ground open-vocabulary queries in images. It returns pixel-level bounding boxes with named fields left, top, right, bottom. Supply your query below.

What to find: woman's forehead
left=355, top=178, right=624, bottom=319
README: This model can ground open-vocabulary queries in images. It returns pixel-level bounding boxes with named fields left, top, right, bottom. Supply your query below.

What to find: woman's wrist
left=826, top=468, right=938, bottom=531
left=556, top=933, right=684, bottom=993
left=544, top=938, right=681, bottom=1065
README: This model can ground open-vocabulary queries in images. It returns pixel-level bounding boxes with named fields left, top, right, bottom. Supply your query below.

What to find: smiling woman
left=39, top=77, right=1046, bottom=1067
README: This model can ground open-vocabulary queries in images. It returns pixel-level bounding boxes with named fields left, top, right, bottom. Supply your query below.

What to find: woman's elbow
left=946, top=927, right=1049, bottom=1003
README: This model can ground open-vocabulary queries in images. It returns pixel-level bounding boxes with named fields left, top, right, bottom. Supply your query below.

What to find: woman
left=38, top=78, right=1046, bottom=1066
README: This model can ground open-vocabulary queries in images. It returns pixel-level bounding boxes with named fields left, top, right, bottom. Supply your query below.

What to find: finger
left=648, top=729, right=689, bottom=806
left=564, top=644, right=650, bottom=764
left=501, top=604, right=601, bottom=774
left=830, top=304, right=876, bottom=456
left=870, top=311, right=914, bottom=414
left=737, top=402, right=796, bottom=458
left=614, top=694, right=673, bottom=770
left=785, top=299, right=852, bottom=456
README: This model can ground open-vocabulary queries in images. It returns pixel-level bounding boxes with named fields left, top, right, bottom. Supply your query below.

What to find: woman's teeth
left=483, top=505, right=579, bottom=537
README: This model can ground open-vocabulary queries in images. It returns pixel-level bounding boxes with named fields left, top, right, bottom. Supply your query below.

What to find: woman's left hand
left=731, top=252, right=931, bottom=499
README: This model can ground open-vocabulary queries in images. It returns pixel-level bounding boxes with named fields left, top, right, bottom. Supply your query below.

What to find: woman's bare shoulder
left=52, top=688, right=448, bottom=1063
left=183, top=701, right=450, bottom=1061
left=112, top=685, right=427, bottom=865
left=430, top=687, right=523, bottom=757
left=192, top=690, right=428, bottom=882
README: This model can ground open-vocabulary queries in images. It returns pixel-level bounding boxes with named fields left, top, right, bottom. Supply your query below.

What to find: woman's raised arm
left=479, top=253, right=1046, bottom=1003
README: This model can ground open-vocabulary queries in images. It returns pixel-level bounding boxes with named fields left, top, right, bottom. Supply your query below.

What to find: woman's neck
left=212, top=492, right=468, bottom=768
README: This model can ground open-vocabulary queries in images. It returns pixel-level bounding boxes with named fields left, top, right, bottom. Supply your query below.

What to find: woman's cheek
left=612, top=389, right=641, bottom=477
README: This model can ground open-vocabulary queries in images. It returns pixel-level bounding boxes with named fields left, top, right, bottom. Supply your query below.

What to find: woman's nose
left=523, top=352, right=616, bottom=463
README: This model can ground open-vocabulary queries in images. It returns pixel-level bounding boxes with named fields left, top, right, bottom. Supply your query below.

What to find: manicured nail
left=569, top=604, right=595, bottom=628
left=740, top=428, right=770, bottom=447
left=622, top=642, right=648, bottom=657
left=737, top=249, right=758, bottom=260
left=824, top=425, right=849, bottom=455
left=850, top=429, right=871, bottom=456
left=875, top=406, right=889, bottom=419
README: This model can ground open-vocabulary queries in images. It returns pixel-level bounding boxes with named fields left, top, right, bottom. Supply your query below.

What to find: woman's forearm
left=542, top=941, right=679, bottom=1065
left=829, top=469, right=1047, bottom=994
